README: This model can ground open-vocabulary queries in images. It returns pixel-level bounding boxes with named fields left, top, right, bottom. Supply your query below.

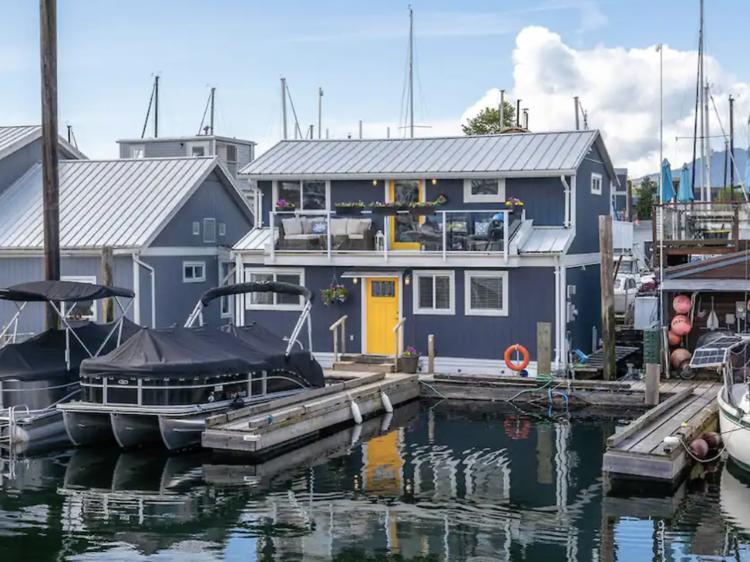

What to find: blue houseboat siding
left=565, top=263, right=602, bottom=356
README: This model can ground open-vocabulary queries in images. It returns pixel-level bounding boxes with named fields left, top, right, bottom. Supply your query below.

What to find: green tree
left=635, top=177, right=658, bottom=220
left=462, top=102, right=517, bottom=135
left=715, top=186, right=741, bottom=202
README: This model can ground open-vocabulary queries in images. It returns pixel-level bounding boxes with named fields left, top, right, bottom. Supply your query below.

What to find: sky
left=1, top=0, right=750, bottom=177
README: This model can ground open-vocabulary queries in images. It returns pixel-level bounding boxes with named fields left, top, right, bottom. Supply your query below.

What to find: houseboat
left=233, top=131, right=621, bottom=376
left=58, top=281, right=325, bottom=451
left=0, top=280, right=138, bottom=451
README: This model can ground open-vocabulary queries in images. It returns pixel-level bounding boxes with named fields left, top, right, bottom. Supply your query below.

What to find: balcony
left=267, top=208, right=522, bottom=265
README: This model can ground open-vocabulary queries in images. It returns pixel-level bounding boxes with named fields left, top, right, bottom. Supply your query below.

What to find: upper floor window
left=203, top=218, right=216, bottom=243
left=187, top=141, right=210, bottom=157
left=130, top=145, right=145, bottom=159
left=591, top=173, right=602, bottom=195
left=463, top=179, right=506, bottom=203
left=274, top=180, right=327, bottom=211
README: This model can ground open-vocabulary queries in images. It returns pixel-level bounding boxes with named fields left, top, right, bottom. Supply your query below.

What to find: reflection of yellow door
left=364, top=430, right=403, bottom=494
left=390, top=179, right=423, bottom=250
left=366, top=278, right=399, bottom=355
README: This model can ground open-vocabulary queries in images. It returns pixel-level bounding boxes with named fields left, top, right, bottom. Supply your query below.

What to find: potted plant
left=370, top=201, right=399, bottom=215
left=335, top=201, right=365, bottom=216
left=408, top=201, right=437, bottom=216
left=399, top=346, right=421, bottom=374
left=276, top=198, right=296, bottom=211
left=322, top=283, right=349, bottom=306
left=505, top=197, right=524, bottom=212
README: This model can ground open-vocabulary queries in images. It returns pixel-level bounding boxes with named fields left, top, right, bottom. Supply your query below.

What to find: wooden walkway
left=602, top=380, right=721, bottom=483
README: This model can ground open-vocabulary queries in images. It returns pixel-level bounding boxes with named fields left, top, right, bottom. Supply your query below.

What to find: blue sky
left=1, top=0, right=750, bottom=168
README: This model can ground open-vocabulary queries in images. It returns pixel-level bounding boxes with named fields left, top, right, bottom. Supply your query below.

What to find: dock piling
left=645, top=364, right=660, bottom=406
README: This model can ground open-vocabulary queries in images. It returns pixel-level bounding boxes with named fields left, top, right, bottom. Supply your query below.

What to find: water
left=1, top=400, right=750, bottom=561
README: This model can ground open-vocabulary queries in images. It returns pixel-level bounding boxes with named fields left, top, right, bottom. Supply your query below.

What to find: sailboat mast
left=704, top=82, right=711, bottom=200
left=698, top=0, right=706, bottom=201
left=408, top=6, right=414, bottom=138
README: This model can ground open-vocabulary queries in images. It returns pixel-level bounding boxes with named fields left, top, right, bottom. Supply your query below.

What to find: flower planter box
left=276, top=206, right=295, bottom=212
left=408, top=207, right=436, bottom=216
left=371, top=206, right=398, bottom=216
left=335, top=206, right=364, bottom=216
left=399, top=355, right=420, bottom=374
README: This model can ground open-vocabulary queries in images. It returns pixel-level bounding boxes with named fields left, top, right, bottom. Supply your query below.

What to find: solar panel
left=689, top=336, right=746, bottom=369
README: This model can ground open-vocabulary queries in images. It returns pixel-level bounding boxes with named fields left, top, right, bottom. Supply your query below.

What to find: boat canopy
left=0, top=281, right=135, bottom=303
left=0, top=318, right=142, bottom=382
left=198, top=282, right=313, bottom=307
left=79, top=323, right=325, bottom=386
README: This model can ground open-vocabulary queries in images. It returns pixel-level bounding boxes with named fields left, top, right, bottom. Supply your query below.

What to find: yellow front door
left=366, top=278, right=399, bottom=355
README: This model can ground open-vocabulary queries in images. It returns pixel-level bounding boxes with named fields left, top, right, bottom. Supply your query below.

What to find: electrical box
left=567, top=284, right=576, bottom=298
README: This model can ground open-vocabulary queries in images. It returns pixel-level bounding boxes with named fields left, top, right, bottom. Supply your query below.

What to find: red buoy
left=702, top=432, right=722, bottom=449
left=689, top=438, right=709, bottom=460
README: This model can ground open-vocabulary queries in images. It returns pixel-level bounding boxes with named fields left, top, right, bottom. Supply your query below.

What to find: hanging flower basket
left=275, top=198, right=296, bottom=211
left=335, top=202, right=365, bottom=216
left=505, top=197, right=524, bottom=212
left=322, top=284, right=349, bottom=306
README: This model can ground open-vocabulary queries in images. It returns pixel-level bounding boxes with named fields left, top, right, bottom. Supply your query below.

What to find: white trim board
left=263, top=253, right=562, bottom=268
left=564, top=253, right=600, bottom=267
left=141, top=246, right=231, bottom=257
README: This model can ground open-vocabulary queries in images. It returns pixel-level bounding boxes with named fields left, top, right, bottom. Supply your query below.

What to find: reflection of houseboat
left=58, top=282, right=325, bottom=451
left=0, top=281, right=137, bottom=450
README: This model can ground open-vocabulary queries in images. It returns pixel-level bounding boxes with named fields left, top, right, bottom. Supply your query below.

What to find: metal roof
left=233, top=227, right=277, bottom=252
left=117, top=135, right=256, bottom=146
left=518, top=227, right=573, bottom=254
left=239, top=130, right=617, bottom=181
left=0, top=157, right=230, bottom=250
left=0, top=125, right=87, bottom=161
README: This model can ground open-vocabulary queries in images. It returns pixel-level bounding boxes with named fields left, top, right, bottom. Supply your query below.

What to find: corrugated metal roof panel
left=0, top=157, right=218, bottom=249
left=0, top=126, right=40, bottom=159
left=518, top=227, right=573, bottom=254
left=233, top=227, right=277, bottom=251
left=239, top=131, right=603, bottom=178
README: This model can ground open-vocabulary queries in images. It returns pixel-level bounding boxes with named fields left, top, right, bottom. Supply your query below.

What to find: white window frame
left=272, top=180, right=331, bottom=212
left=183, top=261, right=206, bottom=283
left=192, top=221, right=200, bottom=235
left=244, top=267, right=305, bottom=311
left=203, top=218, right=217, bottom=243
left=186, top=141, right=211, bottom=157
left=463, top=178, right=506, bottom=203
left=61, top=275, right=98, bottom=322
left=218, top=222, right=226, bottom=237
left=130, top=144, right=145, bottom=159
left=413, top=270, right=455, bottom=316
left=464, top=270, right=509, bottom=317
left=219, top=261, right=234, bottom=318
left=591, top=173, right=603, bottom=196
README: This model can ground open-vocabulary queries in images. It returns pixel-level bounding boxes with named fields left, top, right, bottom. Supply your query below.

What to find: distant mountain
left=645, top=148, right=749, bottom=188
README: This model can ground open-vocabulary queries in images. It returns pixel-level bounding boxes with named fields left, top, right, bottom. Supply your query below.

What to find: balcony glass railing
left=269, top=209, right=520, bottom=261
left=656, top=201, right=746, bottom=244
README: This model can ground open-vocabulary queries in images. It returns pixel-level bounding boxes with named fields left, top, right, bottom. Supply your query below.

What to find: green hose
left=507, top=373, right=555, bottom=402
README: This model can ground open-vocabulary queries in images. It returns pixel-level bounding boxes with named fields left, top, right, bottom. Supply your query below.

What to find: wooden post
left=101, top=246, right=114, bottom=323
left=645, top=363, right=660, bottom=406
left=40, top=0, right=60, bottom=330
left=599, top=215, right=616, bottom=380
left=341, top=319, right=346, bottom=357
left=537, top=322, right=551, bottom=376
left=332, top=329, right=338, bottom=362
left=428, top=334, right=435, bottom=374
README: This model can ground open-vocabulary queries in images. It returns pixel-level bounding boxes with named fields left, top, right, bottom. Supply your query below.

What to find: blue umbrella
left=660, top=158, right=675, bottom=201
left=677, top=163, right=694, bottom=202
left=744, top=149, right=750, bottom=192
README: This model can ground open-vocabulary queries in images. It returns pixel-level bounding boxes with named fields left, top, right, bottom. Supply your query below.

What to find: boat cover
left=0, top=281, right=135, bottom=302
left=199, top=282, right=313, bottom=307
left=0, top=318, right=142, bottom=382
left=79, top=324, right=325, bottom=389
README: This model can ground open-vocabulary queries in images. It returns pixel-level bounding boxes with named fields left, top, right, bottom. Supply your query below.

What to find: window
left=187, top=142, right=209, bottom=157
left=183, top=261, right=206, bottom=283
left=220, top=262, right=234, bottom=318
left=203, top=218, right=216, bottom=243
left=274, top=180, right=328, bottom=211
left=463, top=179, right=506, bottom=203
left=465, top=271, right=509, bottom=317
left=192, top=221, right=200, bottom=235
left=245, top=268, right=304, bottom=310
left=591, top=173, right=602, bottom=195
left=218, top=223, right=226, bottom=237
left=61, top=276, right=97, bottom=322
left=414, top=271, right=455, bottom=315
left=226, top=144, right=238, bottom=163
left=130, top=145, right=145, bottom=159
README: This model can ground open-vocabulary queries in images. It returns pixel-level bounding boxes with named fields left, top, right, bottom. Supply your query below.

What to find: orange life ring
left=504, top=344, right=530, bottom=371
left=504, top=416, right=531, bottom=440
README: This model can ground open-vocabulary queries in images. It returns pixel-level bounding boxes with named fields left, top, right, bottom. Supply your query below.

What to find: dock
left=202, top=372, right=419, bottom=457
left=602, top=380, right=721, bottom=484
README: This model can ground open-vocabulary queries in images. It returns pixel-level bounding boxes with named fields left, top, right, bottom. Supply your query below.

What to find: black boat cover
left=0, top=281, right=135, bottom=303
left=79, top=324, right=325, bottom=389
left=0, top=318, right=142, bottom=382
left=199, top=282, right=313, bottom=307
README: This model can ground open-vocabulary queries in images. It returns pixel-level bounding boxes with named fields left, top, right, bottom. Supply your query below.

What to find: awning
left=662, top=279, right=750, bottom=292
left=341, top=270, right=404, bottom=279
left=0, top=281, right=135, bottom=302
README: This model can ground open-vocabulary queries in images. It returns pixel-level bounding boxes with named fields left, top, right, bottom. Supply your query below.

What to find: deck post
left=101, top=246, right=114, bottom=323
left=428, top=334, right=435, bottom=373
left=537, top=322, right=551, bottom=376
left=645, top=363, right=660, bottom=406
left=333, top=328, right=339, bottom=362
left=599, top=215, right=616, bottom=380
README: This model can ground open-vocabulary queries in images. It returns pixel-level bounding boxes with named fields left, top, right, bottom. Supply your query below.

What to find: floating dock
left=202, top=372, right=419, bottom=457
left=602, top=380, right=721, bottom=484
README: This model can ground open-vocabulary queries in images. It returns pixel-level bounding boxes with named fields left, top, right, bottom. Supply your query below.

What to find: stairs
left=332, top=354, right=395, bottom=373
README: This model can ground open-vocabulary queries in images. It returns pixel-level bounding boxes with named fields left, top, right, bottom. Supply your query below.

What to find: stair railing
left=330, top=315, right=348, bottom=362
left=392, top=317, right=407, bottom=371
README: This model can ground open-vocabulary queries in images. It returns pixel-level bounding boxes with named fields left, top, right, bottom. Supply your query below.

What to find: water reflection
left=1, top=401, right=750, bottom=561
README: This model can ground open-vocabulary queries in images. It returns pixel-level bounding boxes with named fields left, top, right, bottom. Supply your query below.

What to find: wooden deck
left=201, top=372, right=419, bottom=458
left=602, top=380, right=721, bottom=484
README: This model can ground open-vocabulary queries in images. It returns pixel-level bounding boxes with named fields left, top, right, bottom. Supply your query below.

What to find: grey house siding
left=240, top=265, right=555, bottom=361
left=119, top=141, right=189, bottom=159
left=565, top=264, right=601, bottom=355
left=0, top=256, right=134, bottom=335
left=0, top=138, right=81, bottom=195
left=569, top=145, right=616, bottom=255
left=150, top=171, right=253, bottom=248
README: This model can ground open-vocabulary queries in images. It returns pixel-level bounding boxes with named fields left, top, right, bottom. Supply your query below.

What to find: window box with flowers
left=399, top=346, right=421, bottom=374
left=322, top=283, right=349, bottom=306
left=276, top=198, right=296, bottom=211
left=335, top=202, right=365, bottom=216
left=505, top=197, right=524, bottom=212
left=408, top=201, right=437, bottom=216
left=369, top=201, right=402, bottom=215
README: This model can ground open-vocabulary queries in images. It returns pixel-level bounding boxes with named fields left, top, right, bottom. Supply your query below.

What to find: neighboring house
left=0, top=156, right=253, bottom=334
left=232, top=131, right=619, bottom=375
left=0, top=125, right=86, bottom=193
left=611, top=167, right=629, bottom=219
